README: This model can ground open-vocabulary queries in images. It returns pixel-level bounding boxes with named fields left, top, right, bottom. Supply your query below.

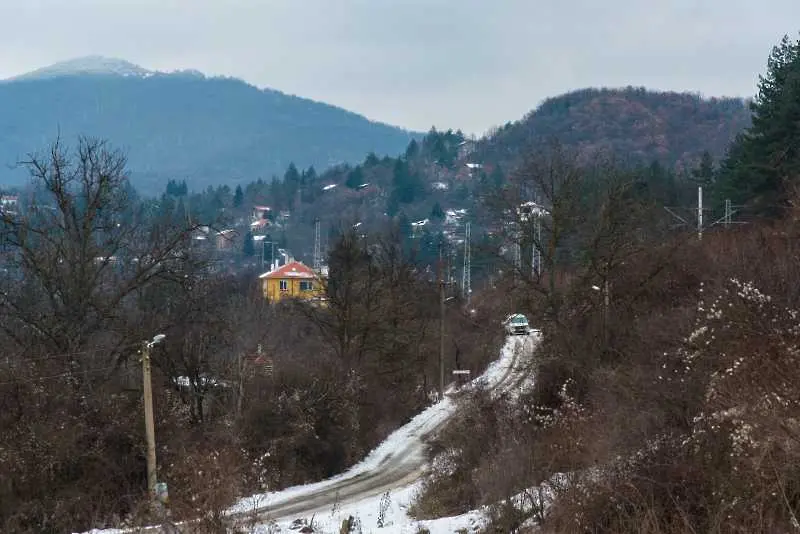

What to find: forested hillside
left=4, top=32, right=800, bottom=534
left=0, top=58, right=418, bottom=194
left=192, top=87, right=751, bottom=270
left=477, top=87, right=751, bottom=171
left=407, top=33, right=800, bottom=534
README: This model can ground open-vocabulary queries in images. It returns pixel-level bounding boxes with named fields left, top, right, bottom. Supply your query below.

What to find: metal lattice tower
left=313, top=218, right=321, bottom=271
left=531, top=216, right=542, bottom=276
left=461, top=221, right=471, bottom=303
left=724, top=199, right=732, bottom=227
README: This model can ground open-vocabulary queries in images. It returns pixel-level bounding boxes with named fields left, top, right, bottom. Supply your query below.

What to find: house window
left=300, top=281, right=313, bottom=292
left=279, top=280, right=288, bottom=291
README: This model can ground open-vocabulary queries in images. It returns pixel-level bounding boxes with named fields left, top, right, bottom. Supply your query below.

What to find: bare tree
left=480, top=141, right=595, bottom=322
left=310, top=227, right=384, bottom=367
left=0, top=137, right=210, bottom=533
left=0, top=136, right=203, bottom=357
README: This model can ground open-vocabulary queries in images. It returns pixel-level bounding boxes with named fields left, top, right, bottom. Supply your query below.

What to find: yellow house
left=259, top=260, right=326, bottom=303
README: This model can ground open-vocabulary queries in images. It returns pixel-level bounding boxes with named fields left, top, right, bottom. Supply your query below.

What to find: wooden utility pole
left=142, top=340, right=158, bottom=508
left=141, top=334, right=165, bottom=510
left=438, top=241, right=445, bottom=398
left=697, top=186, right=704, bottom=240
left=236, top=351, right=245, bottom=420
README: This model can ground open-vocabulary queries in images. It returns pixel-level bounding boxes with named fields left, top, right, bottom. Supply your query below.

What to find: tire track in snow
left=233, top=334, right=536, bottom=528
left=85, top=334, right=537, bottom=533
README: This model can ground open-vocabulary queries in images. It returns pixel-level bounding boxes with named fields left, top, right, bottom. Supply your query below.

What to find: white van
left=504, top=314, right=530, bottom=336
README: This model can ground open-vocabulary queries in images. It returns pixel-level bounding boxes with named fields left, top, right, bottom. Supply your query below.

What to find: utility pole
left=261, top=239, right=266, bottom=270
left=665, top=191, right=742, bottom=236
left=531, top=216, right=542, bottom=277
left=724, top=199, right=732, bottom=228
left=313, top=218, right=321, bottom=272
left=697, top=186, right=704, bottom=240
left=461, top=221, right=471, bottom=304
left=236, top=351, right=245, bottom=420
left=263, top=233, right=275, bottom=271
left=603, top=279, right=610, bottom=344
left=438, top=241, right=445, bottom=399
left=512, top=242, right=521, bottom=282
left=141, top=334, right=165, bottom=511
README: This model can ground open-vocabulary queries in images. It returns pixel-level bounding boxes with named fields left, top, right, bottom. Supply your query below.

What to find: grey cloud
left=1, top=0, right=799, bottom=134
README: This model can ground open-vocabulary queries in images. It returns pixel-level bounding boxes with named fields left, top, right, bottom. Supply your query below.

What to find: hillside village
left=3, top=25, right=800, bottom=534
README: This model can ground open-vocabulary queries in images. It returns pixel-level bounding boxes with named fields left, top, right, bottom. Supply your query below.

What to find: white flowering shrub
left=544, top=276, right=800, bottom=534
left=682, top=278, right=800, bottom=448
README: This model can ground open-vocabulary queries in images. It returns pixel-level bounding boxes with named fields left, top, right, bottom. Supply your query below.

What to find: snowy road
left=81, top=333, right=538, bottom=534
left=229, top=333, right=537, bottom=529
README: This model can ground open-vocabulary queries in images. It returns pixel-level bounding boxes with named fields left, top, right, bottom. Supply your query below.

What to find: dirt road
left=230, top=335, right=535, bottom=528
left=117, top=335, right=535, bottom=533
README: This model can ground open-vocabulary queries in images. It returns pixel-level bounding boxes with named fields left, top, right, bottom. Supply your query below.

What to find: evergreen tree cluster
left=715, top=34, right=800, bottom=214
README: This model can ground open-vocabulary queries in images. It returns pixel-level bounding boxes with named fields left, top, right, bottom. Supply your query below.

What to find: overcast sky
left=1, top=0, right=798, bottom=134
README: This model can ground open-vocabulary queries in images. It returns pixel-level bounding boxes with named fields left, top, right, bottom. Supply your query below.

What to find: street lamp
left=142, top=334, right=165, bottom=510
left=261, top=234, right=275, bottom=270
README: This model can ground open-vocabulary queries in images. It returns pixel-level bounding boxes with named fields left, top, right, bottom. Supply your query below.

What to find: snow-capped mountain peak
left=8, top=56, right=152, bottom=81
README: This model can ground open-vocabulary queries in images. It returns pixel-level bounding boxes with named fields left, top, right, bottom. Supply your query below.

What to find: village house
left=245, top=345, right=274, bottom=378
left=0, top=195, right=18, bottom=215
left=252, top=205, right=272, bottom=220
left=250, top=217, right=270, bottom=234
left=259, top=260, right=326, bottom=303
left=215, top=229, right=238, bottom=251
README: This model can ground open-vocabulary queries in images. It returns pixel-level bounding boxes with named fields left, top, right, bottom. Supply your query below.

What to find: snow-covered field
left=80, top=332, right=539, bottom=534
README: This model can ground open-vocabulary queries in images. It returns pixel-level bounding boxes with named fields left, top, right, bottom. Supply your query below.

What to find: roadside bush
left=542, top=230, right=800, bottom=533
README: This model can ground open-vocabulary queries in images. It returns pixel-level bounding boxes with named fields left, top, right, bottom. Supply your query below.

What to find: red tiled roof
left=260, top=261, right=317, bottom=279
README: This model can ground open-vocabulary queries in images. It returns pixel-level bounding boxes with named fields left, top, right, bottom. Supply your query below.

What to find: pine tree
left=386, top=192, right=400, bottom=217
left=364, top=152, right=380, bottom=167
left=301, top=166, right=318, bottom=203
left=691, top=151, right=715, bottom=188
left=430, top=201, right=445, bottom=220
left=405, top=139, right=419, bottom=159
left=243, top=231, right=255, bottom=256
left=304, top=166, right=317, bottom=184
left=283, top=163, right=301, bottom=208
left=392, top=159, right=423, bottom=204
left=346, top=166, right=364, bottom=189
left=166, top=179, right=187, bottom=197
left=233, top=184, right=244, bottom=207
left=716, top=34, right=800, bottom=214
left=490, top=165, right=504, bottom=189
left=284, top=163, right=300, bottom=184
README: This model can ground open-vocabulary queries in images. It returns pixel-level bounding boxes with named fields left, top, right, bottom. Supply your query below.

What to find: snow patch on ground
left=249, top=469, right=566, bottom=534
left=248, top=481, right=488, bottom=534
left=231, top=334, right=529, bottom=516
left=77, top=333, right=539, bottom=534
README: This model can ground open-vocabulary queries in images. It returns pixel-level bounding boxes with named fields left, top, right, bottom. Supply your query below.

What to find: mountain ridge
left=476, top=86, right=752, bottom=171
left=0, top=58, right=421, bottom=194
left=6, top=55, right=153, bottom=81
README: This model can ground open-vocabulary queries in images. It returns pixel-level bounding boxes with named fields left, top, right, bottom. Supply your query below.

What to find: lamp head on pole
left=148, top=334, right=166, bottom=348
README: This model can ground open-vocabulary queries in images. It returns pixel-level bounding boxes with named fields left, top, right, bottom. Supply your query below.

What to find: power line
left=664, top=186, right=747, bottom=237
left=0, top=342, right=141, bottom=365
left=0, top=364, right=121, bottom=386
